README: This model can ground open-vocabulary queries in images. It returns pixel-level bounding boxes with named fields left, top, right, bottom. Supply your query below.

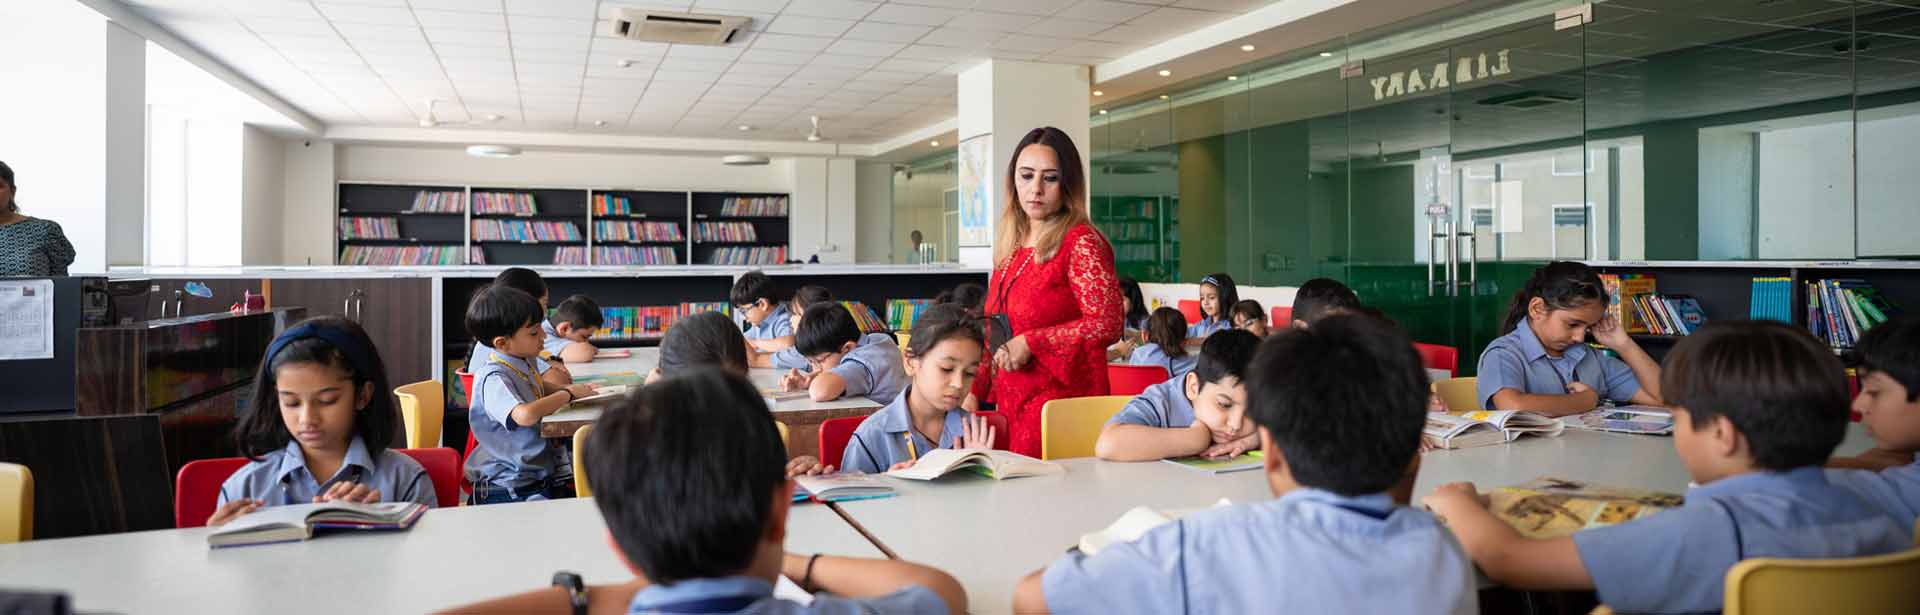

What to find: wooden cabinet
left=266, top=278, right=435, bottom=390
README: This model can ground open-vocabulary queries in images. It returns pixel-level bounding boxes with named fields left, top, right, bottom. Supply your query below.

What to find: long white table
left=0, top=498, right=878, bottom=615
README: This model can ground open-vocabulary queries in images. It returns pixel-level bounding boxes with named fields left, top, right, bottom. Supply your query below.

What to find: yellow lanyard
left=489, top=354, right=545, bottom=398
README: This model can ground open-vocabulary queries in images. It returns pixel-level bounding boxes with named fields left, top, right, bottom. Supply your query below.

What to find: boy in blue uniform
left=478, top=267, right=573, bottom=386
left=1427, top=320, right=1912, bottom=614
left=464, top=286, right=597, bottom=504
left=1288, top=277, right=1360, bottom=328
left=1097, top=329, right=1260, bottom=461
left=781, top=302, right=907, bottom=403
left=1827, top=316, right=1920, bottom=529
left=1016, top=315, right=1477, bottom=614
left=753, top=284, right=831, bottom=370
left=733, top=270, right=795, bottom=353
left=541, top=294, right=602, bottom=364
left=442, top=370, right=967, bottom=614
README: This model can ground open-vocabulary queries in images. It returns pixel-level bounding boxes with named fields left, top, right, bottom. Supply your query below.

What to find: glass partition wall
left=1091, top=0, right=1920, bottom=370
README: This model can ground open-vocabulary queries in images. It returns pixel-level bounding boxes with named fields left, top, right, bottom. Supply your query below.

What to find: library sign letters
left=1368, top=49, right=1512, bottom=102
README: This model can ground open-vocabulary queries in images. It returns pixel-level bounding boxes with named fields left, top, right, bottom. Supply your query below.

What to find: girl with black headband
left=208, top=316, right=438, bottom=526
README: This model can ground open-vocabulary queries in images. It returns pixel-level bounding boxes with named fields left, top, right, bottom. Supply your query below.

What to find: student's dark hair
left=1145, top=306, right=1190, bottom=358
left=1292, top=278, right=1361, bottom=325
left=1199, top=273, right=1239, bottom=320
left=587, top=370, right=787, bottom=584
left=1248, top=314, right=1427, bottom=495
left=729, top=270, right=786, bottom=307
left=906, top=303, right=985, bottom=359
left=1119, top=276, right=1149, bottom=327
left=465, top=285, right=544, bottom=349
left=943, top=283, right=987, bottom=312
left=1662, top=320, right=1850, bottom=471
left=0, top=160, right=15, bottom=212
left=1194, top=329, right=1259, bottom=386
left=658, top=311, right=749, bottom=376
left=795, top=301, right=862, bottom=357
left=1501, top=261, right=1606, bottom=332
left=493, top=267, right=548, bottom=303
left=1230, top=300, right=1265, bottom=325
left=550, top=294, right=604, bottom=330
left=1857, top=315, right=1920, bottom=402
left=790, top=284, right=833, bottom=310
left=235, top=315, right=395, bottom=459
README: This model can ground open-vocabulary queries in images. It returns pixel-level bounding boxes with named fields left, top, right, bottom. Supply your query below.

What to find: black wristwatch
left=552, top=571, right=586, bottom=615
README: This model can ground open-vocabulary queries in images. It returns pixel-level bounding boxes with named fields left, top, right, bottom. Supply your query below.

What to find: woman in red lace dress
left=977, top=127, right=1122, bottom=457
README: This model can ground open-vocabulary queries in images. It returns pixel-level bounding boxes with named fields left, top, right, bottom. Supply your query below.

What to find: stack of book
left=597, top=306, right=681, bottom=340
left=594, top=220, right=683, bottom=242
left=681, top=302, right=729, bottom=316
left=694, top=221, right=758, bottom=243
left=593, top=246, right=678, bottom=266
left=407, top=191, right=465, bottom=213
left=592, top=194, right=633, bottom=215
left=1750, top=276, right=1794, bottom=322
left=1630, top=294, right=1707, bottom=336
left=472, top=219, right=582, bottom=242
left=885, top=299, right=935, bottom=331
left=708, top=246, right=785, bottom=265
left=473, top=192, right=538, bottom=215
left=553, top=247, right=588, bottom=265
left=1809, top=279, right=1901, bottom=350
left=719, top=196, right=788, bottom=216
left=1598, top=273, right=1658, bottom=333
left=338, top=217, right=400, bottom=240
left=339, top=245, right=477, bottom=266
left=842, top=301, right=890, bottom=334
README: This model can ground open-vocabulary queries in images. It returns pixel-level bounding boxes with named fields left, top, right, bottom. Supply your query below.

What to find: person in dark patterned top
left=0, top=160, right=77, bottom=277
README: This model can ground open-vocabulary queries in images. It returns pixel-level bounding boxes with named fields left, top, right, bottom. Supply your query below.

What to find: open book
left=1560, top=406, right=1674, bottom=435
left=208, top=501, right=426, bottom=548
left=1488, top=477, right=1682, bottom=538
left=593, top=349, right=633, bottom=359
left=762, top=387, right=811, bottom=402
left=1423, top=410, right=1565, bottom=450
left=1078, top=499, right=1232, bottom=556
left=794, top=473, right=896, bottom=503
left=886, top=448, right=1064, bottom=481
left=1161, top=451, right=1263, bottom=474
left=570, top=384, right=631, bottom=405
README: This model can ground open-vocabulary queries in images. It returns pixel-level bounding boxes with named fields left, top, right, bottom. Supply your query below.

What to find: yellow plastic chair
left=395, top=380, right=445, bottom=450
left=776, top=420, right=791, bottom=449
left=573, top=425, right=593, bottom=498
left=0, top=462, right=31, bottom=543
left=1040, top=396, right=1131, bottom=460
left=1433, top=377, right=1481, bottom=412
left=1724, top=547, right=1920, bottom=615
left=897, top=332, right=912, bottom=360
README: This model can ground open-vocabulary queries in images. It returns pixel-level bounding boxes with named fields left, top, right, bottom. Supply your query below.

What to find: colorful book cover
left=1489, top=477, right=1683, bottom=539
left=1619, top=275, right=1657, bottom=334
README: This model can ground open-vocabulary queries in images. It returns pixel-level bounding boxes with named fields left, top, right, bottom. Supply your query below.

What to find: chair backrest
left=0, top=462, right=31, bottom=543
left=395, top=379, right=445, bottom=450
left=818, top=417, right=865, bottom=471
left=456, top=369, right=475, bottom=406
left=1177, top=299, right=1202, bottom=325
left=1040, top=396, right=1132, bottom=460
left=1434, top=377, right=1480, bottom=412
left=1724, top=548, right=1920, bottom=615
left=1107, top=364, right=1170, bottom=396
left=775, top=421, right=791, bottom=449
left=896, top=333, right=913, bottom=361
left=973, top=411, right=1011, bottom=451
left=396, top=448, right=461, bottom=508
left=174, top=457, right=251, bottom=528
left=1270, top=306, right=1293, bottom=327
left=572, top=425, right=593, bottom=498
left=1413, top=342, right=1461, bottom=377
left=461, top=432, right=478, bottom=496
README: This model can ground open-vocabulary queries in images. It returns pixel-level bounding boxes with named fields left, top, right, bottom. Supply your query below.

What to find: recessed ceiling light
left=738, top=125, right=753, bottom=131
left=1319, top=51, right=1333, bottom=57
left=929, top=140, right=939, bottom=146
left=1098, top=109, right=1107, bottom=114
left=1240, top=44, right=1255, bottom=52
left=483, top=113, right=502, bottom=122
left=593, top=120, right=608, bottom=127
left=466, top=144, right=520, bottom=158
left=616, top=59, right=634, bottom=68
left=1159, top=94, right=1169, bottom=100
left=1092, top=90, right=1104, bottom=96
left=1227, top=75, right=1238, bottom=81
left=1157, top=69, right=1171, bottom=76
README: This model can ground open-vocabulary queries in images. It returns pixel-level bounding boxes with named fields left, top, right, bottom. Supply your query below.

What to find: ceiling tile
left=335, top=22, right=427, bottom=41
left=511, top=30, right=590, bottom=50
left=1085, top=21, right=1175, bottom=44
left=858, top=69, right=927, bottom=83
left=691, top=0, right=791, bottom=14
left=1019, top=17, right=1110, bottom=38
left=1171, top=0, right=1274, bottom=11
left=864, top=3, right=962, bottom=26
left=808, top=54, right=883, bottom=69
left=223, top=1, right=326, bottom=18
left=1055, top=39, right=1130, bottom=59
left=887, top=0, right=977, bottom=8
left=652, top=69, right=720, bottom=83
left=894, top=44, right=981, bottom=60
left=667, top=43, right=746, bottom=59
left=751, top=33, right=834, bottom=52
left=604, top=0, right=696, bottom=11
left=425, top=29, right=509, bottom=46
left=842, top=21, right=933, bottom=43
left=659, top=57, right=736, bottom=71
left=875, top=57, right=951, bottom=73
left=717, top=71, right=788, bottom=86
left=726, top=60, right=802, bottom=75
left=514, top=46, right=589, bottom=63
left=506, top=0, right=598, bottom=19
left=592, top=39, right=674, bottom=55
left=916, top=28, right=996, bottom=48
left=315, top=3, right=415, bottom=24
left=406, top=0, right=505, bottom=12
left=782, top=0, right=880, bottom=20
left=943, top=11, right=1032, bottom=32
left=824, top=39, right=905, bottom=57
left=508, top=16, right=594, bottom=34
left=413, top=9, right=506, bottom=30
left=1139, top=5, right=1230, bottom=29
left=763, top=16, right=856, bottom=37
left=840, top=80, right=903, bottom=94
left=970, top=0, right=1075, bottom=16
left=737, top=48, right=817, bottom=65
left=1054, top=0, right=1156, bottom=24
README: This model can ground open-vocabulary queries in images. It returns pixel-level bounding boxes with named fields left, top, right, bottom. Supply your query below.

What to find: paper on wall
left=0, top=279, right=54, bottom=361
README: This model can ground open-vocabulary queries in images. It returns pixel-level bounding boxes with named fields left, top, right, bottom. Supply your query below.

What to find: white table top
left=0, top=498, right=877, bottom=615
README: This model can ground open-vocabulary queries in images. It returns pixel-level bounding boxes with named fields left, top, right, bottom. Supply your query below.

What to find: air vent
left=606, top=9, right=750, bottom=46
left=1477, top=91, right=1580, bottom=109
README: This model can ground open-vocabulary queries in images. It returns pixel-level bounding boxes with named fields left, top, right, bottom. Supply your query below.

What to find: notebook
left=207, top=501, right=426, bottom=548
left=1160, top=451, right=1263, bottom=474
left=1560, top=405, right=1674, bottom=435
left=570, top=384, right=631, bottom=405
left=1077, top=499, right=1232, bottom=556
left=763, top=387, right=810, bottom=402
left=1422, top=410, right=1565, bottom=450
left=1488, top=477, right=1682, bottom=538
left=793, top=473, right=897, bottom=503
left=593, top=349, right=633, bottom=359
left=886, top=448, right=1064, bottom=481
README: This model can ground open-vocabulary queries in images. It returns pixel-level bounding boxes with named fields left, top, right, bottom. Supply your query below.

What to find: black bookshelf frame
left=1587, top=261, right=1920, bottom=362
left=691, top=191, right=790, bottom=266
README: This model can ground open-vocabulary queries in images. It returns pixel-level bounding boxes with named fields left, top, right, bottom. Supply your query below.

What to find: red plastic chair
left=973, top=411, right=1011, bottom=451
left=1108, top=364, right=1171, bottom=396
left=456, top=369, right=476, bottom=497
left=1177, top=299, right=1202, bottom=325
left=1270, top=306, right=1293, bottom=327
left=1413, top=342, right=1460, bottom=377
left=818, top=416, right=866, bottom=471
left=175, top=458, right=251, bottom=528
left=397, top=448, right=462, bottom=508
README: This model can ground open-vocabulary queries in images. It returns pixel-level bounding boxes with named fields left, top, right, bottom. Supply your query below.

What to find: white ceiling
left=115, top=0, right=1286, bottom=144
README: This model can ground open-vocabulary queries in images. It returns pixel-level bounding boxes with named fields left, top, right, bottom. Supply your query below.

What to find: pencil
left=904, top=433, right=919, bottom=461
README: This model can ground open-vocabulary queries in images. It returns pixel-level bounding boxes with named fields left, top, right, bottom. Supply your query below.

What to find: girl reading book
left=210, top=316, right=436, bottom=526
left=1475, top=261, right=1664, bottom=416
left=841, top=304, right=997, bottom=474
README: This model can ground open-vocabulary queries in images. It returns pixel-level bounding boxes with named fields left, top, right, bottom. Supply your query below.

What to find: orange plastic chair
left=396, top=448, right=462, bottom=508
left=175, top=457, right=251, bottom=528
left=1177, top=299, right=1202, bottom=324
left=0, top=463, right=31, bottom=543
left=1270, top=306, right=1293, bottom=327
left=1107, top=364, right=1170, bottom=396
left=818, top=416, right=866, bottom=470
left=1414, top=342, right=1460, bottom=377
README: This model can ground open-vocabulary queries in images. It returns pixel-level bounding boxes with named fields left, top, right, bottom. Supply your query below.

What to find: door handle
left=1457, top=230, right=1478, bottom=293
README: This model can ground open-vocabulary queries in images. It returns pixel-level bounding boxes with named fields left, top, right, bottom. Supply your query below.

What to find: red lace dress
left=978, top=223, right=1123, bottom=457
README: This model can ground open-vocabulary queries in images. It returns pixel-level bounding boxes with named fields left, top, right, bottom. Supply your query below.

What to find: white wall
left=957, top=60, right=1093, bottom=268
left=186, top=119, right=242, bottom=266
left=1858, top=108, right=1920, bottom=257
left=335, top=145, right=793, bottom=191
left=855, top=161, right=893, bottom=263
left=1757, top=122, right=1854, bottom=259
left=105, top=21, right=145, bottom=267
left=1697, top=129, right=1754, bottom=260
left=0, top=2, right=113, bottom=273
left=283, top=139, right=337, bottom=265
left=242, top=126, right=286, bottom=265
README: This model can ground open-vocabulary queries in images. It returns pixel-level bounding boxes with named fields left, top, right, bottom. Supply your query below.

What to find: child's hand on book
left=888, top=460, right=916, bottom=472
left=206, top=498, right=262, bottom=526
left=785, top=456, right=834, bottom=478
left=316, top=481, right=382, bottom=504
left=1427, top=392, right=1448, bottom=413
left=959, top=414, right=996, bottom=449
left=1421, top=482, right=1489, bottom=518
left=565, top=383, right=599, bottom=401
left=1198, top=434, right=1256, bottom=460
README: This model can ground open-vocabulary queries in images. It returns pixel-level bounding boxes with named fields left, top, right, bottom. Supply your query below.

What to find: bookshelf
left=1092, top=194, right=1179, bottom=282
left=337, top=183, right=471, bottom=265
left=692, top=192, right=790, bottom=266
left=1586, top=261, right=1920, bottom=361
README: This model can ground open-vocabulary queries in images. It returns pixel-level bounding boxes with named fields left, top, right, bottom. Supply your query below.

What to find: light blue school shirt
left=627, top=576, right=947, bottom=615
left=1186, top=317, right=1230, bottom=339
left=218, top=435, right=436, bottom=507
left=1106, top=377, right=1196, bottom=429
left=1042, top=488, right=1478, bottom=615
left=826, top=333, right=908, bottom=402
left=1475, top=323, right=1639, bottom=409
left=1573, top=466, right=1911, bottom=614
left=468, top=341, right=552, bottom=376
left=840, top=387, right=968, bottom=474
left=1127, top=344, right=1197, bottom=382
left=771, top=346, right=810, bottom=371
left=745, top=302, right=793, bottom=340
left=1827, top=459, right=1920, bottom=534
left=540, top=320, right=574, bottom=357
left=464, top=344, right=563, bottom=490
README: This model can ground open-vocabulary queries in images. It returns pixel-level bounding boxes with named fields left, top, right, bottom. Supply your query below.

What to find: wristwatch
left=552, top=571, right=587, bottom=615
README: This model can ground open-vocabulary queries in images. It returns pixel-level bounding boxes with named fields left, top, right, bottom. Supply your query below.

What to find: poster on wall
left=0, top=279, right=54, bottom=361
left=957, top=134, right=993, bottom=247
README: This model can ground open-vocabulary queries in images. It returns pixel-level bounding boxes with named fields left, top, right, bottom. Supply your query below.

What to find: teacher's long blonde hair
left=993, top=127, right=1092, bottom=268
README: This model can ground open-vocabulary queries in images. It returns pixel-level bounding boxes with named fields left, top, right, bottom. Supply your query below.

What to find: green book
left=1161, top=450, right=1264, bottom=474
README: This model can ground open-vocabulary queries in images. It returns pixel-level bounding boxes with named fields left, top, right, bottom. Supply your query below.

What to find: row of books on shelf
left=1750, top=277, right=1795, bottom=323
left=407, top=191, right=465, bottom=213
left=338, top=217, right=401, bottom=240
left=694, top=221, right=759, bottom=243
left=554, top=246, right=679, bottom=266
left=1104, top=200, right=1158, bottom=218
left=591, top=303, right=733, bottom=340
left=719, top=196, right=788, bottom=216
left=708, top=246, right=785, bottom=265
left=339, top=245, right=481, bottom=266
left=843, top=301, right=890, bottom=334
left=884, top=299, right=935, bottom=332
left=1113, top=244, right=1158, bottom=262
left=595, top=220, right=683, bottom=242
left=1103, top=222, right=1158, bottom=241
left=592, top=194, right=661, bottom=216
left=472, top=219, right=582, bottom=242
left=1632, top=294, right=1707, bottom=336
left=473, top=192, right=538, bottom=215
left=1810, top=279, right=1901, bottom=350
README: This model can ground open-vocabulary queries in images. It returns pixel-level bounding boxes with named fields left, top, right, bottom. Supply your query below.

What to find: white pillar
left=105, top=21, right=146, bottom=268
left=955, top=60, right=1091, bottom=269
